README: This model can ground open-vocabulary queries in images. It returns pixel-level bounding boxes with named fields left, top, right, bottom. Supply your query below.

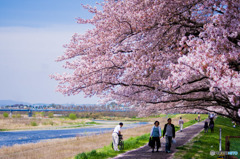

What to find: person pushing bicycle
left=112, top=122, right=123, bottom=151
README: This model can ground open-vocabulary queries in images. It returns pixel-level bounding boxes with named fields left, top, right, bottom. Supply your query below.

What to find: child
left=204, top=121, right=209, bottom=133
left=198, top=114, right=201, bottom=122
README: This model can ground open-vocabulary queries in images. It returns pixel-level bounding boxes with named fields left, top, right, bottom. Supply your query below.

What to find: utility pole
left=217, top=128, right=225, bottom=159
left=219, top=128, right=222, bottom=151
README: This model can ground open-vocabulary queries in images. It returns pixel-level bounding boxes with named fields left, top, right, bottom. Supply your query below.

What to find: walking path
left=113, top=120, right=206, bottom=159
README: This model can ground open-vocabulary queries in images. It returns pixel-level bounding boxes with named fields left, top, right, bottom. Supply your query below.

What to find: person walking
left=150, top=121, right=161, bottom=153
left=204, top=120, right=209, bottom=133
left=209, top=118, right=214, bottom=133
left=112, top=122, right=123, bottom=151
left=210, top=113, right=215, bottom=119
left=232, top=121, right=236, bottom=128
left=179, top=117, right=184, bottom=132
left=198, top=114, right=201, bottom=122
left=163, top=118, right=175, bottom=153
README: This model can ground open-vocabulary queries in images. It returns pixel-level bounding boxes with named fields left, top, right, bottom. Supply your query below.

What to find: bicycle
left=112, top=134, right=124, bottom=150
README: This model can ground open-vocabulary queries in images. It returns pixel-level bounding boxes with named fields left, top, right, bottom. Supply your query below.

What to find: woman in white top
left=150, top=121, right=161, bottom=152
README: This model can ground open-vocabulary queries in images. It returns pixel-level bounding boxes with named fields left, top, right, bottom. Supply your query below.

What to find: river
left=0, top=121, right=149, bottom=148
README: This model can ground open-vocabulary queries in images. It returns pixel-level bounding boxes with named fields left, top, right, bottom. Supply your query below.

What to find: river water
left=0, top=121, right=149, bottom=148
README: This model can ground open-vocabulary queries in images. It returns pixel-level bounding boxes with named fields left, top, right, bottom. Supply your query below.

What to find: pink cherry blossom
left=51, top=0, right=240, bottom=123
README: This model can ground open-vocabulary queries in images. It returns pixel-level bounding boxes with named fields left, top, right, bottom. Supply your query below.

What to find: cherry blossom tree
left=52, top=0, right=240, bottom=122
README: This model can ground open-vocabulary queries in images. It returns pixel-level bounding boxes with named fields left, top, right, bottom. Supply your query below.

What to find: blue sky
left=0, top=0, right=103, bottom=104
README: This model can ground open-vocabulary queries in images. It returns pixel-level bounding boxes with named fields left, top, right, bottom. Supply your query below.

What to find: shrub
left=3, top=112, right=8, bottom=118
left=75, top=150, right=108, bottom=159
left=48, top=113, right=54, bottom=118
left=16, top=114, right=21, bottom=118
left=69, top=113, right=77, bottom=120
left=89, top=150, right=97, bottom=156
left=75, top=152, right=88, bottom=159
left=31, top=121, right=37, bottom=126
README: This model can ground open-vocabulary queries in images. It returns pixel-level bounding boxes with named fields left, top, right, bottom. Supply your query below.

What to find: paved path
left=113, top=120, right=206, bottom=159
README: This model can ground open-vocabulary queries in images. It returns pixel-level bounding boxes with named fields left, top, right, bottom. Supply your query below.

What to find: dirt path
left=113, top=120, right=206, bottom=159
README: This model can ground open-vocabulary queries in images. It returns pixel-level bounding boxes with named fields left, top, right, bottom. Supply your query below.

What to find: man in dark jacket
left=209, top=118, right=214, bottom=133
left=163, top=118, right=175, bottom=153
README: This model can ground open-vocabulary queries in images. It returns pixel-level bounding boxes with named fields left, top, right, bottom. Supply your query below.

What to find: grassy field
left=74, top=114, right=208, bottom=159
left=174, top=116, right=240, bottom=159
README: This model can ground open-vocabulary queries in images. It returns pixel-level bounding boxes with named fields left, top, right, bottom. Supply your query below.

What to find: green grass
left=62, top=125, right=86, bottom=128
left=149, top=113, right=179, bottom=119
left=125, top=117, right=149, bottom=122
left=75, top=133, right=150, bottom=159
left=61, top=121, right=101, bottom=129
left=125, top=113, right=179, bottom=121
left=229, top=138, right=240, bottom=158
left=86, top=121, right=101, bottom=125
left=180, top=114, right=208, bottom=121
left=174, top=116, right=240, bottom=159
left=104, top=113, right=207, bottom=122
left=75, top=117, right=201, bottom=159
left=126, top=113, right=184, bottom=122
left=67, top=121, right=86, bottom=126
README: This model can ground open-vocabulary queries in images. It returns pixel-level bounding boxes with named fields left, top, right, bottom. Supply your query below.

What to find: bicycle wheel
left=119, top=140, right=124, bottom=150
